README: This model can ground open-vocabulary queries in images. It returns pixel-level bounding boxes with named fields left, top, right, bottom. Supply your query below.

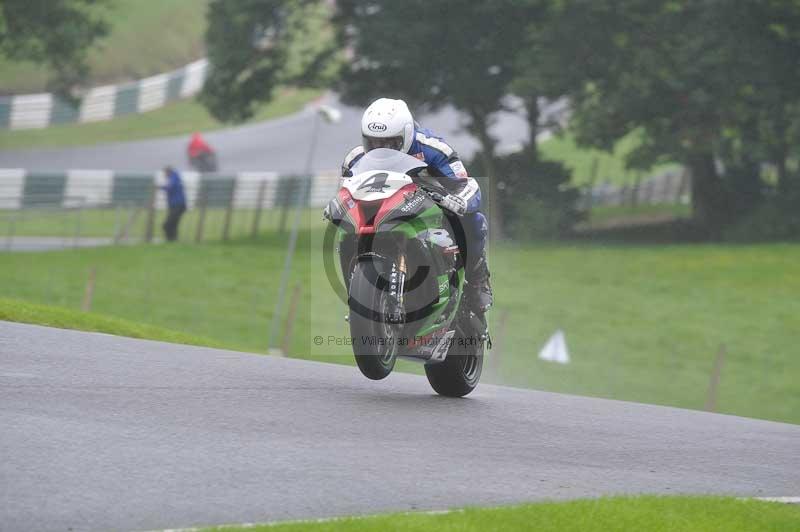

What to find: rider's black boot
left=466, top=251, right=493, bottom=314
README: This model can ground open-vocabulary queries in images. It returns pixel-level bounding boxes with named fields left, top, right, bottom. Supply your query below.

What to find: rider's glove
left=323, top=203, right=332, bottom=221
left=431, top=192, right=467, bottom=216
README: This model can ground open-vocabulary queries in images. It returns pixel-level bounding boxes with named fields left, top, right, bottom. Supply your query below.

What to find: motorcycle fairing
left=349, top=147, right=428, bottom=176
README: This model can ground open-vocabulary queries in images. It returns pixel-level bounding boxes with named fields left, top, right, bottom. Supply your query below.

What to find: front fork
left=349, top=235, right=407, bottom=324
left=387, top=252, right=407, bottom=324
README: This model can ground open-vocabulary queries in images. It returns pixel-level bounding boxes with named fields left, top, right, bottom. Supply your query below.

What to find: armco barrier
left=579, top=167, right=690, bottom=210
left=0, top=59, right=209, bottom=130
left=0, top=169, right=339, bottom=210
left=0, top=169, right=340, bottom=247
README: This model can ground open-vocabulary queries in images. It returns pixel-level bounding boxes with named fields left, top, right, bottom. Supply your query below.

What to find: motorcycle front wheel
left=348, top=261, right=397, bottom=380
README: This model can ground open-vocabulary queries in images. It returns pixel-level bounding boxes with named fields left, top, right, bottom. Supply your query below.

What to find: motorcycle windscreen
left=350, top=147, right=427, bottom=176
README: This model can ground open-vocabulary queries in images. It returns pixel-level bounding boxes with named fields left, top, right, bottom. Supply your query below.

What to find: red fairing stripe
left=338, top=188, right=364, bottom=231
left=339, top=184, right=418, bottom=235
left=373, top=184, right=417, bottom=227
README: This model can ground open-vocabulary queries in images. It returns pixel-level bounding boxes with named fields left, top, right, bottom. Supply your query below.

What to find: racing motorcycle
left=324, top=148, right=489, bottom=397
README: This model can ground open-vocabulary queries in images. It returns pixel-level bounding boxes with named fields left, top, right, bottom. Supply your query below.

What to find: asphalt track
left=0, top=94, right=566, bottom=174
left=0, top=95, right=549, bottom=174
left=2, top=321, right=799, bottom=531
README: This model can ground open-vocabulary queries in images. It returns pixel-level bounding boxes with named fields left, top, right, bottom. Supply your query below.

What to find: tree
left=0, top=0, right=108, bottom=100
left=527, top=0, right=800, bottom=235
left=335, top=0, right=549, bottom=237
left=201, top=0, right=340, bottom=123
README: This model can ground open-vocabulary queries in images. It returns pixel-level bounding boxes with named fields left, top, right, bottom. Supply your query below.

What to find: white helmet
left=361, top=98, right=415, bottom=153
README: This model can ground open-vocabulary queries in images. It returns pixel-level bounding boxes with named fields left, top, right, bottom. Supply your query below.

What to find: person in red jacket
left=187, top=132, right=218, bottom=172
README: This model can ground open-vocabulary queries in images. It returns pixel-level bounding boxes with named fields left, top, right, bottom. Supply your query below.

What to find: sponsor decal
left=400, top=193, right=425, bottom=213
left=389, top=264, right=398, bottom=297
left=346, top=199, right=355, bottom=209
left=367, top=122, right=387, bottom=132
left=450, top=160, right=468, bottom=178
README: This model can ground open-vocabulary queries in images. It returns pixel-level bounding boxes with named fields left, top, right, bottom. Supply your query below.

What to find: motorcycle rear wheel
left=424, top=322, right=484, bottom=397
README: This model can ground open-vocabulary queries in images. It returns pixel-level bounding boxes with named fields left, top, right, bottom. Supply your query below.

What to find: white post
left=268, top=105, right=340, bottom=352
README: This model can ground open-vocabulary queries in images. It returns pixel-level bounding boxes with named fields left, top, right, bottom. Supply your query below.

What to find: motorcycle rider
left=187, top=132, right=218, bottom=172
left=341, top=97, right=493, bottom=314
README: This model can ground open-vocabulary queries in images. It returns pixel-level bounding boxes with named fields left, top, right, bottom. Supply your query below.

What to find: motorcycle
left=188, top=150, right=218, bottom=173
left=324, top=148, right=489, bottom=397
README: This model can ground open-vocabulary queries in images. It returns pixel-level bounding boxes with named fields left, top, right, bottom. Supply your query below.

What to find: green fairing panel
left=413, top=268, right=463, bottom=338
left=376, top=205, right=442, bottom=239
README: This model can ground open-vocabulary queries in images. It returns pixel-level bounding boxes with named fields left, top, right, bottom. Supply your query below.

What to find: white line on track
left=751, top=496, right=800, bottom=504
left=152, top=509, right=461, bottom=532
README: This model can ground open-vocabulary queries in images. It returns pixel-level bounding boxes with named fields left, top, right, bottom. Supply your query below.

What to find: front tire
left=424, top=324, right=484, bottom=397
left=348, top=260, right=397, bottom=380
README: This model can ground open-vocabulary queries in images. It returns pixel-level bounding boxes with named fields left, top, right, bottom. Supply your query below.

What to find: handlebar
left=415, top=180, right=448, bottom=199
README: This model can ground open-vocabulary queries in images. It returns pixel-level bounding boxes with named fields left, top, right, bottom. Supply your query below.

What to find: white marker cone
left=538, top=329, right=570, bottom=364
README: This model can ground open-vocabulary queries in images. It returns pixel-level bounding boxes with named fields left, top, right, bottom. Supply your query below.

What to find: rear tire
left=424, top=324, right=484, bottom=397
left=348, top=261, right=397, bottom=380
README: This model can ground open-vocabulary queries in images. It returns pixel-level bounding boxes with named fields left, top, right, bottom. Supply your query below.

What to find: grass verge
left=0, top=88, right=322, bottom=149
left=0, top=227, right=798, bottom=424
left=0, top=0, right=210, bottom=94
left=0, top=296, right=223, bottom=349
left=205, top=496, right=800, bottom=531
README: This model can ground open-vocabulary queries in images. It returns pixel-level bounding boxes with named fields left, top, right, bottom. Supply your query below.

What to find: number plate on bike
left=429, top=329, right=456, bottom=362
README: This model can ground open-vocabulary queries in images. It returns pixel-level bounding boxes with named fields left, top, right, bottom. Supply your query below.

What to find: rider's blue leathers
left=341, top=127, right=487, bottom=269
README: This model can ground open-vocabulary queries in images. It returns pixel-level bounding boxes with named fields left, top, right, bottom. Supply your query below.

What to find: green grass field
left=0, top=88, right=321, bottom=149
left=0, top=0, right=210, bottom=94
left=0, top=206, right=322, bottom=244
left=207, top=496, right=799, bottom=532
left=539, top=130, right=681, bottom=185
left=1, top=219, right=798, bottom=425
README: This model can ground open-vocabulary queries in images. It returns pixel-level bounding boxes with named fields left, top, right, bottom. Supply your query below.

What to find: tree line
left=202, top=0, right=800, bottom=240
left=5, top=0, right=800, bottom=239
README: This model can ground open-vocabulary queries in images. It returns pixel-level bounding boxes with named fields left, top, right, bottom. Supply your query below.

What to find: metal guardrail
left=579, top=167, right=690, bottom=210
